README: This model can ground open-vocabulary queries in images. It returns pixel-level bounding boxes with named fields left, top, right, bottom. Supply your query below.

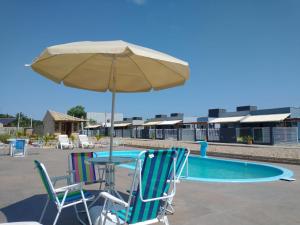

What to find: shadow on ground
left=0, top=190, right=129, bottom=225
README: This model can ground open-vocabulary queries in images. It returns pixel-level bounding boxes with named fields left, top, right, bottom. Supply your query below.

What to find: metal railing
left=85, top=126, right=299, bottom=145
left=273, top=127, right=298, bottom=145
left=195, top=129, right=207, bottom=141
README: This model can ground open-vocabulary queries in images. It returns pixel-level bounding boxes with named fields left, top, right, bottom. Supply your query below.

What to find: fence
left=0, top=127, right=24, bottom=135
left=195, top=129, right=206, bottom=141
left=273, top=127, right=298, bottom=145
left=236, top=127, right=271, bottom=144
left=86, top=126, right=299, bottom=145
left=164, top=129, right=177, bottom=140
left=181, top=128, right=195, bottom=141
left=155, top=129, right=163, bottom=139
left=253, top=127, right=271, bottom=144
left=208, top=129, right=220, bottom=141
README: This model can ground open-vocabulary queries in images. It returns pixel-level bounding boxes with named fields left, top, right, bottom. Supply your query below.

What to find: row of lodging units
left=207, top=106, right=300, bottom=145
left=84, top=106, right=300, bottom=145
left=42, top=105, right=300, bottom=145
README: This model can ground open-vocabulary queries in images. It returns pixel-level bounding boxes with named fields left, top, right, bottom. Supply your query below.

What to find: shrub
left=70, top=135, right=75, bottom=142
left=95, top=134, right=104, bottom=141
left=0, top=134, right=12, bottom=144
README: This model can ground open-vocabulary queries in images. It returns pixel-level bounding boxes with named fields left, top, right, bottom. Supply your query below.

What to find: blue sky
left=0, top=0, right=299, bottom=120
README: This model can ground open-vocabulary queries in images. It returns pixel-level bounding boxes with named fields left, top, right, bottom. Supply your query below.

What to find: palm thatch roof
left=47, top=110, right=86, bottom=122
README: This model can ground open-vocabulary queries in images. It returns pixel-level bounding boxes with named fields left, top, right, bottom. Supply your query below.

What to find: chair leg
left=165, top=197, right=175, bottom=214
left=39, top=197, right=49, bottom=223
left=74, top=205, right=87, bottom=225
left=163, top=216, right=170, bottom=225
left=53, top=210, right=61, bottom=225
left=81, top=191, right=92, bottom=225
left=89, top=193, right=101, bottom=208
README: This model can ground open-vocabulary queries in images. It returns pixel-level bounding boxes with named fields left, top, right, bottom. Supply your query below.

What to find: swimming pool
left=94, top=150, right=293, bottom=183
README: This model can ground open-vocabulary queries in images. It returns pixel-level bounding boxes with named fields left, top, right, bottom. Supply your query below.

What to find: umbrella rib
left=108, top=56, right=115, bottom=91
left=148, top=57, right=187, bottom=82
left=60, top=54, right=99, bottom=82
left=32, top=55, right=57, bottom=65
left=128, top=55, right=153, bottom=89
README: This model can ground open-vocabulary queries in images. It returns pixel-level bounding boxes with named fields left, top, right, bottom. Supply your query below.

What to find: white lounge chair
left=57, top=135, right=74, bottom=150
left=10, top=139, right=27, bottom=157
left=78, top=135, right=95, bottom=149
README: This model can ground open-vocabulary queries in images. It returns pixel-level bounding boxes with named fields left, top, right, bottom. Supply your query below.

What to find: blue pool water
left=94, top=150, right=293, bottom=183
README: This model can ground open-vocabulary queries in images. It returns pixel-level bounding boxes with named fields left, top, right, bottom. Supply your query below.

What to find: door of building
left=219, top=128, right=236, bottom=143
left=66, top=122, right=72, bottom=137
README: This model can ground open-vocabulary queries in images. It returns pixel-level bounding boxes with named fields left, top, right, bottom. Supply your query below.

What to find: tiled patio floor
left=0, top=147, right=299, bottom=225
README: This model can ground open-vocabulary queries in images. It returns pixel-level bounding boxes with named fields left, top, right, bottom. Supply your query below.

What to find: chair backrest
left=128, top=150, right=176, bottom=224
left=12, top=139, right=26, bottom=156
left=34, top=160, right=57, bottom=203
left=69, top=152, right=97, bottom=184
left=58, top=135, right=69, bottom=144
left=78, top=134, right=88, bottom=143
left=171, top=147, right=190, bottom=180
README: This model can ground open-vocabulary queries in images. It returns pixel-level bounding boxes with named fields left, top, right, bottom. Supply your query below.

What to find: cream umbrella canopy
left=29, top=40, right=190, bottom=160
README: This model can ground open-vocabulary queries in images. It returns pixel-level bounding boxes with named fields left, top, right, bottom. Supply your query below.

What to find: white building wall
left=87, top=112, right=124, bottom=124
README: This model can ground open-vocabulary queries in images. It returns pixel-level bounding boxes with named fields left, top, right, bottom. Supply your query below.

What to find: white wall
left=87, top=112, right=124, bottom=124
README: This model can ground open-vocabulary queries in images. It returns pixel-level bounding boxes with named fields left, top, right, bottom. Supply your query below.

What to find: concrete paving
left=122, top=138, right=300, bottom=164
left=0, top=147, right=300, bottom=225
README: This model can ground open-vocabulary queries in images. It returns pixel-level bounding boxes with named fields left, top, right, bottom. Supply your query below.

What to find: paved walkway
left=0, top=147, right=300, bottom=225
left=121, top=138, right=300, bottom=164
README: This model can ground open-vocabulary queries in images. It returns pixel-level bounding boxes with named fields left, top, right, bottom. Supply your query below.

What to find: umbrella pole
left=109, top=89, right=115, bottom=162
left=109, top=57, right=116, bottom=162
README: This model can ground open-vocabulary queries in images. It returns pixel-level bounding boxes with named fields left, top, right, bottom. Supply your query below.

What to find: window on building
left=73, top=123, right=78, bottom=132
left=55, top=122, right=60, bottom=132
left=61, top=123, right=66, bottom=132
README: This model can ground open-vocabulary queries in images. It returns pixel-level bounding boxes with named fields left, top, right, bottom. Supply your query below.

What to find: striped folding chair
left=170, top=147, right=190, bottom=182
left=90, top=149, right=177, bottom=225
left=34, top=160, right=94, bottom=225
left=164, top=147, right=190, bottom=214
left=69, top=152, right=105, bottom=186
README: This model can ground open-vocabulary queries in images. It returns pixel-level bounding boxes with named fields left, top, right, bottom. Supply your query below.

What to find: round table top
left=86, top=156, right=136, bottom=165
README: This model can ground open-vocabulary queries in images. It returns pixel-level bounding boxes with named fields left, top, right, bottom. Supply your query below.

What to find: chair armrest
left=66, top=170, right=76, bottom=174
left=55, top=183, right=82, bottom=193
left=51, top=175, right=72, bottom=186
left=100, top=192, right=129, bottom=207
left=51, top=175, right=71, bottom=182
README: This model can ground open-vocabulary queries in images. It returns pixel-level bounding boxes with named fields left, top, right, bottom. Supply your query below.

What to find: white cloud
left=127, top=0, right=147, bottom=6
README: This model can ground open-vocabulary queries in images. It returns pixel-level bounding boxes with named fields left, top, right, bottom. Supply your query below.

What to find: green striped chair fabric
left=34, top=160, right=93, bottom=225
left=170, top=147, right=189, bottom=178
left=121, top=149, right=176, bottom=224
left=34, top=160, right=56, bottom=202
left=35, top=160, right=93, bottom=203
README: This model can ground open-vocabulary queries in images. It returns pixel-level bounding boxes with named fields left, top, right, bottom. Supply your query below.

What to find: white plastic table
left=85, top=156, right=136, bottom=199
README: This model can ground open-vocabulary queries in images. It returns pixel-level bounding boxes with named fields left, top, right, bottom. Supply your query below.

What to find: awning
left=209, top=116, right=245, bottom=123
left=143, top=121, right=162, bottom=126
left=158, top=120, right=182, bottom=125
left=241, top=113, right=290, bottom=123
left=84, top=124, right=101, bottom=129
left=114, top=123, right=132, bottom=127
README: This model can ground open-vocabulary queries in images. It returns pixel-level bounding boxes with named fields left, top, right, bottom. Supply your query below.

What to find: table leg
left=104, top=163, right=124, bottom=201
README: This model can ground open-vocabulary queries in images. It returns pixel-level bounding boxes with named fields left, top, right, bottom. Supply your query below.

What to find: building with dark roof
left=208, top=106, right=300, bottom=144
left=0, top=118, right=16, bottom=126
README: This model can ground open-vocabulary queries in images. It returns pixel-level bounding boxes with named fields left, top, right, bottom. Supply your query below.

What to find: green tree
left=67, top=105, right=87, bottom=119
left=89, top=119, right=97, bottom=125
left=1, top=112, right=42, bottom=128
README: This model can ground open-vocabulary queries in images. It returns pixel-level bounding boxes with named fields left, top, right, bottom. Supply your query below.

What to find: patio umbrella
left=29, top=40, right=190, bottom=161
